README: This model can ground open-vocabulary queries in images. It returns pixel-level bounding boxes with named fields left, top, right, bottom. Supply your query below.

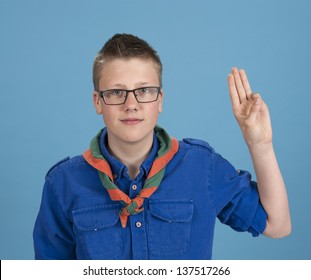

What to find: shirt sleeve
left=33, top=177, right=76, bottom=259
left=210, top=152, right=267, bottom=237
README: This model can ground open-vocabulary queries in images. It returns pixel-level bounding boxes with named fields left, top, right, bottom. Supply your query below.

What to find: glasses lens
left=135, top=87, right=159, bottom=103
left=103, top=90, right=126, bottom=105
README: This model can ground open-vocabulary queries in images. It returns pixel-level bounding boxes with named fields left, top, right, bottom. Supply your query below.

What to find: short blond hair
left=93, top=34, right=163, bottom=91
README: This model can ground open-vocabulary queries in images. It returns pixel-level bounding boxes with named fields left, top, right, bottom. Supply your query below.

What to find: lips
left=120, top=118, right=143, bottom=125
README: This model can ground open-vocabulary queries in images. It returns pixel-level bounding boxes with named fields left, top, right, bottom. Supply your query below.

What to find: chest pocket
left=147, top=200, right=194, bottom=256
left=72, top=204, right=122, bottom=259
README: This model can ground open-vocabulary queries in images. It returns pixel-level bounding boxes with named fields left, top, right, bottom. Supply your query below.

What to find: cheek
left=102, top=108, right=117, bottom=124
left=148, top=104, right=161, bottom=122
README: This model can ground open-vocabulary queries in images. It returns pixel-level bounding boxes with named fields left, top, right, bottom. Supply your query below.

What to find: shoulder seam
left=45, top=156, right=87, bottom=179
left=182, top=138, right=214, bottom=152
left=45, top=156, right=70, bottom=179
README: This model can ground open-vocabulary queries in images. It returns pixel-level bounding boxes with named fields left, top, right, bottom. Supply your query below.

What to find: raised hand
left=228, top=67, right=272, bottom=147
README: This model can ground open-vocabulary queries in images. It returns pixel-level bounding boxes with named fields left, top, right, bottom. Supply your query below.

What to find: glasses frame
left=98, top=86, right=161, bottom=105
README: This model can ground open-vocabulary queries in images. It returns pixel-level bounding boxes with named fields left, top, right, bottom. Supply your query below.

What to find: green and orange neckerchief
left=83, top=126, right=179, bottom=228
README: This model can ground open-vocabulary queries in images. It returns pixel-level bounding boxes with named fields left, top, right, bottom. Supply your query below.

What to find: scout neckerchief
left=83, top=126, right=179, bottom=228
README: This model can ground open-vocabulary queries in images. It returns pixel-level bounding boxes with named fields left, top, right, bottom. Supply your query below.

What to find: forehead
left=99, top=58, right=160, bottom=88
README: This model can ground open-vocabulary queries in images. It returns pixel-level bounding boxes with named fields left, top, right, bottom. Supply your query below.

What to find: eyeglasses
left=98, top=86, right=161, bottom=105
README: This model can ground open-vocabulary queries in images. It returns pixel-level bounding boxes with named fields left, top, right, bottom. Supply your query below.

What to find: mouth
left=120, top=118, right=143, bottom=125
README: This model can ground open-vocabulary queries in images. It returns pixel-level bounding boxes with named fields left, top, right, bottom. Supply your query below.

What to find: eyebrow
left=111, top=82, right=150, bottom=88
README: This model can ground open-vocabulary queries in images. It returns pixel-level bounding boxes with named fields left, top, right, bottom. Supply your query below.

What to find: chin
left=121, top=133, right=149, bottom=144
left=107, top=122, right=155, bottom=145
left=121, top=128, right=154, bottom=145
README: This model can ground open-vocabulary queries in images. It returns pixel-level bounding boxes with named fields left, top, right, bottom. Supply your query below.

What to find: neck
left=107, top=134, right=154, bottom=179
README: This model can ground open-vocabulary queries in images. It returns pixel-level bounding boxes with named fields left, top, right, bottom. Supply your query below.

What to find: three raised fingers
left=229, top=67, right=252, bottom=104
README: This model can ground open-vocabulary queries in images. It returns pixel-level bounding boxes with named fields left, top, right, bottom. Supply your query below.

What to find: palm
left=228, top=68, right=272, bottom=146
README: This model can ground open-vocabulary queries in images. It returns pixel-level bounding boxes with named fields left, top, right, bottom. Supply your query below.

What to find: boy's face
left=93, top=58, right=163, bottom=146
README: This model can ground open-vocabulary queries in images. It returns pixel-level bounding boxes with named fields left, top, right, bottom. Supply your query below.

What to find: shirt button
left=136, top=222, right=142, bottom=228
left=132, top=185, right=137, bottom=190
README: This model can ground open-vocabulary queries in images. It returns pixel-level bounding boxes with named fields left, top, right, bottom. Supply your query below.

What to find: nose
left=124, top=91, right=139, bottom=109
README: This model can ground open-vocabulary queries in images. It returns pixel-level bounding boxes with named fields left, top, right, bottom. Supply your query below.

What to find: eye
left=111, top=90, right=124, bottom=96
left=138, top=87, right=150, bottom=94
left=103, top=90, right=125, bottom=99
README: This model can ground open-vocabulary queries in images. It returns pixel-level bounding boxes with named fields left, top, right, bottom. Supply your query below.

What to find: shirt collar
left=99, top=128, right=159, bottom=179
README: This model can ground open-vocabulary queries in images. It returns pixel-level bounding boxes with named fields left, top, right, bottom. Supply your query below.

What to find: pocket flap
left=72, top=204, right=120, bottom=231
left=149, top=200, right=194, bottom=223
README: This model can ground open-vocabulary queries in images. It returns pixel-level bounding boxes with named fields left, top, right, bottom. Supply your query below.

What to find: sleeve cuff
left=248, top=203, right=268, bottom=237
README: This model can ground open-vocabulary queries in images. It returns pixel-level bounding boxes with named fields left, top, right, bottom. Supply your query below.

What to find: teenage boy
left=33, top=33, right=291, bottom=260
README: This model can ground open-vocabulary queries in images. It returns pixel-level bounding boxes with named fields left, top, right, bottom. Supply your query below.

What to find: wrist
left=247, top=141, right=274, bottom=156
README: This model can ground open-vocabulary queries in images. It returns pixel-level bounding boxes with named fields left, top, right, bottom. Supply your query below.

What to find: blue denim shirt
left=33, top=128, right=267, bottom=259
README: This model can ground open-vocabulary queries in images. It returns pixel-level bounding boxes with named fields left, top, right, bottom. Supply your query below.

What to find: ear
left=93, top=91, right=103, bottom=114
left=158, top=89, right=164, bottom=113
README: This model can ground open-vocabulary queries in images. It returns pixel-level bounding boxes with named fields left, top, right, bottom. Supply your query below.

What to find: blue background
left=1, top=0, right=310, bottom=259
